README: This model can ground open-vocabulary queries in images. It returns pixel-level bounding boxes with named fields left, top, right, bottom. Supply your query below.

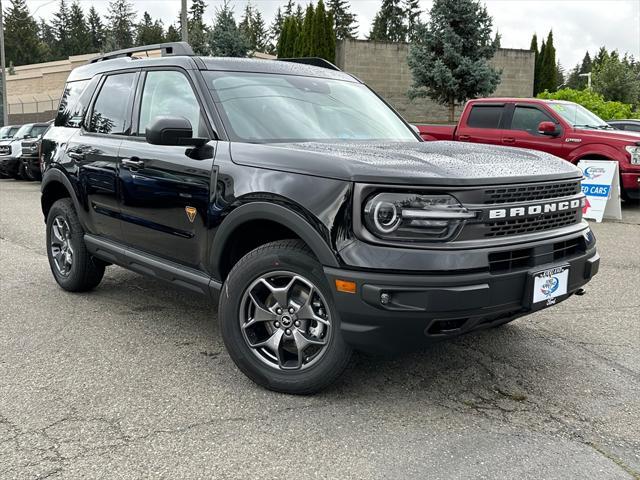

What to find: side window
left=625, top=124, right=640, bottom=132
left=466, top=106, right=504, bottom=129
left=88, top=73, right=137, bottom=135
left=55, top=79, right=90, bottom=127
left=511, top=106, right=554, bottom=134
left=138, top=71, right=204, bottom=136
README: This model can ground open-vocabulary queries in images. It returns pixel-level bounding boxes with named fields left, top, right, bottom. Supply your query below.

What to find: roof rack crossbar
left=89, top=42, right=195, bottom=64
left=277, top=57, right=341, bottom=71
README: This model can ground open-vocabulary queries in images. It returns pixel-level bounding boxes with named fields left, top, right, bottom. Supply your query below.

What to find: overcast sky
left=25, top=0, right=640, bottom=69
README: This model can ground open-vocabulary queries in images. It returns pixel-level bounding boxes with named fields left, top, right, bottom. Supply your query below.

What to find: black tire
left=46, top=198, right=105, bottom=292
left=219, top=240, right=352, bottom=394
left=21, top=162, right=37, bottom=181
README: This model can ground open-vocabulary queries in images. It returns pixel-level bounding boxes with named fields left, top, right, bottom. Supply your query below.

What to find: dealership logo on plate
left=540, top=277, right=560, bottom=297
left=583, top=166, right=606, bottom=180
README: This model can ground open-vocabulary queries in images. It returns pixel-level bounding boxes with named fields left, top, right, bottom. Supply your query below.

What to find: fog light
left=380, top=292, right=391, bottom=305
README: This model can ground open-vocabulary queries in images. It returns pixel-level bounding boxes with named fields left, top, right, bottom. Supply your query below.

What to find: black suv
left=41, top=43, right=599, bottom=394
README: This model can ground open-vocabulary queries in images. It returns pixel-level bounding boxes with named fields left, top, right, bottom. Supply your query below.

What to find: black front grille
left=489, top=236, right=585, bottom=273
left=0, top=146, right=10, bottom=156
left=483, top=181, right=581, bottom=204
left=485, top=210, right=578, bottom=238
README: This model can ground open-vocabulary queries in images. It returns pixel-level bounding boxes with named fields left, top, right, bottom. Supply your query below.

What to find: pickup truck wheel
left=46, top=199, right=105, bottom=292
left=219, top=240, right=352, bottom=394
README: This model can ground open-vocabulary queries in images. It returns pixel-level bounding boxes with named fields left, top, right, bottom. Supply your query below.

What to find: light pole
left=181, top=0, right=188, bottom=43
left=0, top=0, right=8, bottom=126
left=579, top=72, right=592, bottom=90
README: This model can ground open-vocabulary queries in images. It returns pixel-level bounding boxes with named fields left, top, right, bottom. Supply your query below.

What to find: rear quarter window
left=55, top=78, right=97, bottom=128
left=466, top=105, right=504, bottom=129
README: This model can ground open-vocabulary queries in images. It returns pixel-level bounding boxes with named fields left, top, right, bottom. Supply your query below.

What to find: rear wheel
left=46, top=199, right=105, bottom=292
left=219, top=240, right=352, bottom=394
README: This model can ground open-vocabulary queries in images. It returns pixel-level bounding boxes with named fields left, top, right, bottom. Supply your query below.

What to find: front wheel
left=219, top=240, right=352, bottom=394
left=46, top=198, right=105, bottom=292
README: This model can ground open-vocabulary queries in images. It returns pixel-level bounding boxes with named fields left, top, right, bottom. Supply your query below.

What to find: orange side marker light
left=335, top=279, right=356, bottom=294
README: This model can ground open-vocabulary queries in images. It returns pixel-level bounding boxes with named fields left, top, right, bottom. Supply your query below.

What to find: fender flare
left=211, top=202, right=340, bottom=277
left=40, top=168, right=82, bottom=219
left=568, top=144, right=624, bottom=164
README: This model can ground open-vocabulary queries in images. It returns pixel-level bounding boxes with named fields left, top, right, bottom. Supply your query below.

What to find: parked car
left=0, top=125, right=22, bottom=178
left=0, top=125, right=20, bottom=139
left=608, top=119, right=640, bottom=132
left=20, top=121, right=53, bottom=181
left=0, top=122, right=49, bottom=179
left=417, top=99, right=640, bottom=200
left=40, top=43, right=599, bottom=394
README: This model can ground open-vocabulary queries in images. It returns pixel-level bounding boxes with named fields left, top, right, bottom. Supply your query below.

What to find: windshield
left=548, top=103, right=610, bottom=129
left=204, top=72, right=418, bottom=143
left=0, top=126, right=19, bottom=139
left=14, top=124, right=37, bottom=139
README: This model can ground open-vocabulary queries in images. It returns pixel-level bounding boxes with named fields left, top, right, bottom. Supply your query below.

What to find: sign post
left=577, top=160, right=622, bottom=222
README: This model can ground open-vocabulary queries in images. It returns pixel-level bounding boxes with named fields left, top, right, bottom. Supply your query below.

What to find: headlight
left=363, top=192, right=476, bottom=242
left=625, top=145, right=640, bottom=165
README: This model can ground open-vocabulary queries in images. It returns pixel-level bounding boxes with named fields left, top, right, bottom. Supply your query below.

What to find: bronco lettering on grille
left=489, top=199, right=582, bottom=220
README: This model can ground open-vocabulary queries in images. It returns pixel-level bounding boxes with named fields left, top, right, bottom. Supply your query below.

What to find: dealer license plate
left=532, top=266, right=569, bottom=305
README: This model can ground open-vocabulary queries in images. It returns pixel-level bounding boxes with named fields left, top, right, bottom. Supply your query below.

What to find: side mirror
left=145, top=116, right=208, bottom=147
left=538, top=121, right=560, bottom=137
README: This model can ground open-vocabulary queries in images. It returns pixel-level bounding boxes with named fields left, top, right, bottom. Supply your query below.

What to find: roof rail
left=89, top=42, right=195, bottom=64
left=277, top=57, right=341, bottom=71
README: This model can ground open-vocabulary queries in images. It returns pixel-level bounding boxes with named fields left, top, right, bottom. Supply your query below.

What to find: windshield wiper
left=573, top=124, right=612, bottom=130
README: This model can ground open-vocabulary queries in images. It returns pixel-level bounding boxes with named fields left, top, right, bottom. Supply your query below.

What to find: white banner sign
left=577, top=160, right=622, bottom=223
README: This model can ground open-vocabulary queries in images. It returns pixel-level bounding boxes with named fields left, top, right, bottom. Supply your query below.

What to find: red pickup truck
left=417, top=98, right=640, bottom=200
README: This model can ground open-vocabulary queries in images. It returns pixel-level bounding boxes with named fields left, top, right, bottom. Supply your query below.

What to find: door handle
left=503, top=137, right=516, bottom=144
left=121, top=158, right=145, bottom=170
left=459, top=135, right=471, bottom=141
left=67, top=149, right=85, bottom=160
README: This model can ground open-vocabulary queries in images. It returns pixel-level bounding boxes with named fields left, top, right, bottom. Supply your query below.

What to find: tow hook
left=575, top=288, right=587, bottom=296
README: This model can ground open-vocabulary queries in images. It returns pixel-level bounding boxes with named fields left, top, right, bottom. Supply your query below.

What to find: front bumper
left=0, top=156, right=21, bottom=176
left=325, top=229, right=599, bottom=352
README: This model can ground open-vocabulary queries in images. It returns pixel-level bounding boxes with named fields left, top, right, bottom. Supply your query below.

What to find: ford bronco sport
left=40, top=43, right=599, bottom=394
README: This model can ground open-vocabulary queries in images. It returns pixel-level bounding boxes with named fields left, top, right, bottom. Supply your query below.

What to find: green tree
left=592, top=46, right=609, bottom=69
left=592, top=52, right=640, bottom=105
left=530, top=34, right=539, bottom=94
left=368, top=0, right=406, bottom=42
left=538, top=88, right=633, bottom=120
left=188, top=0, right=209, bottom=55
left=87, top=6, right=106, bottom=53
left=312, top=0, right=332, bottom=60
left=328, top=0, right=357, bottom=40
left=407, top=0, right=500, bottom=122
left=209, top=0, right=248, bottom=57
left=105, top=0, right=136, bottom=50
left=538, top=31, right=557, bottom=93
left=277, top=15, right=299, bottom=58
left=3, top=0, right=43, bottom=66
left=404, top=0, right=421, bottom=42
left=136, top=12, right=164, bottom=46
left=39, top=19, right=57, bottom=61
left=295, top=4, right=315, bottom=56
left=239, top=2, right=267, bottom=52
left=51, top=0, right=71, bottom=57
left=165, top=24, right=181, bottom=42
left=68, top=1, right=91, bottom=55
left=269, top=7, right=285, bottom=53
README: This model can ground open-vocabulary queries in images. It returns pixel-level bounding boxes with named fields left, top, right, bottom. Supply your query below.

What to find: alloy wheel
left=50, top=216, right=74, bottom=276
left=239, top=271, right=332, bottom=371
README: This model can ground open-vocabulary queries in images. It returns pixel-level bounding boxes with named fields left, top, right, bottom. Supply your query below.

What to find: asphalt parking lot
left=1, top=178, right=639, bottom=479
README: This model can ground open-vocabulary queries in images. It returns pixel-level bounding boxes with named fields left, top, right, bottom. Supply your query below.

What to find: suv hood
left=230, top=141, right=581, bottom=185
left=573, top=128, right=640, bottom=143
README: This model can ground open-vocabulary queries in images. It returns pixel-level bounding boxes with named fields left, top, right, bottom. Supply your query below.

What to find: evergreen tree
left=537, top=39, right=546, bottom=94
left=165, top=24, right=181, bottom=42
left=530, top=34, right=539, bottom=95
left=593, top=51, right=640, bottom=104
left=277, top=15, right=299, bottom=58
left=3, top=0, right=43, bottom=66
left=188, top=0, right=209, bottom=55
left=209, top=0, right=248, bottom=57
left=87, top=6, right=106, bottom=53
left=368, top=0, right=406, bottom=42
left=68, top=1, right=91, bottom=55
left=593, top=47, right=609, bottom=69
left=492, top=30, right=501, bottom=48
left=404, top=0, right=421, bottom=42
left=325, top=10, right=336, bottom=61
left=555, top=61, right=565, bottom=90
left=252, top=11, right=269, bottom=52
left=539, top=31, right=557, bottom=92
left=136, top=12, right=164, bottom=46
left=312, top=0, right=331, bottom=59
left=328, top=0, right=357, bottom=40
left=51, top=0, right=71, bottom=57
left=105, top=0, right=136, bottom=50
left=580, top=52, right=592, bottom=74
left=296, top=4, right=315, bottom=56
left=38, top=19, right=57, bottom=61
left=295, top=4, right=305, bottom=23
left=284, top=0, right=295, bottom=17
left=269, top=7, right=285, bottom=53
left=239, top=3, right=256, bottom=51
left=407, top=0, right=500, bottom=122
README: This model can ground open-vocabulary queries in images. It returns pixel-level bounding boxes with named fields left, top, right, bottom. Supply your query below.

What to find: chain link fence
left=7, top=93, right=59, bottom=124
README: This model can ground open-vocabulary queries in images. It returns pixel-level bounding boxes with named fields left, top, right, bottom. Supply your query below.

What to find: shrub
left=537, top=88, right=634, bottom=120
